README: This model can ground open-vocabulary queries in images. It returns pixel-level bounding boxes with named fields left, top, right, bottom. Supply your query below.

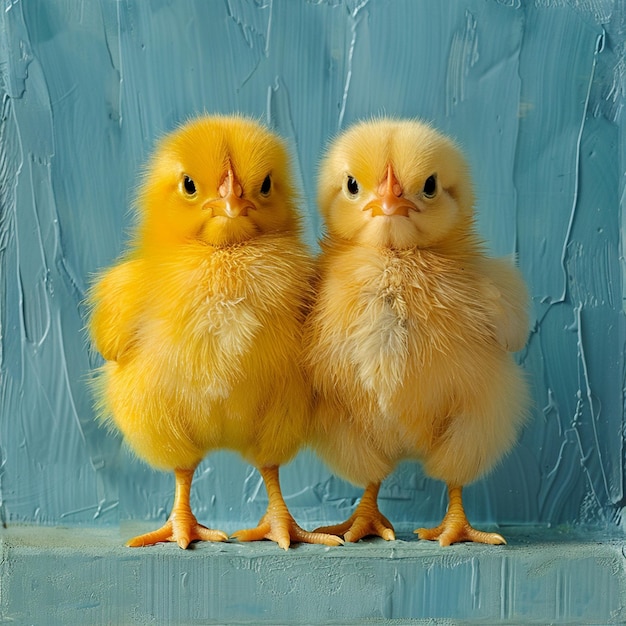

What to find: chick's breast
left=102, top=236, right=313, bottom=471
left=306, top=241, right=528, bottom=489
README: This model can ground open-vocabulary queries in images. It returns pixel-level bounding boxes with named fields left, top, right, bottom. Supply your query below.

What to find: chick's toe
left=127, top=520, right=228, bottom=549
left=126, top=468, right=228, bottom=549
left=231, top=466, right=343, bottom=549
left=315, top=483, right=395, bottom=542
left=416, top=485, right=506, bottom=547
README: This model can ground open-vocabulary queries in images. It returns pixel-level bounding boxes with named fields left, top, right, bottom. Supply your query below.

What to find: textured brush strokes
left=2, top=526, right=625, bottom=624
left=0, top=0, right=624, bottom=532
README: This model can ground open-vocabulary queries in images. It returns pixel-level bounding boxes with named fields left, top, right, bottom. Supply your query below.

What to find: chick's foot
left=315, top=482, right=395, bottom=542
left=127, top=519, right=228, bottom=549
left=126, top=468, right=228, bottom=549
left=232, top=466, right=343, bottom=550
left=416, top=485, right=506, bottom=546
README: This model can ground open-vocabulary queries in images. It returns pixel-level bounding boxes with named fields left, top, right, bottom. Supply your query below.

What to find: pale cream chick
left=305, top=118, right=529, bottom=545
left=89, top=115, right=341, bottom=550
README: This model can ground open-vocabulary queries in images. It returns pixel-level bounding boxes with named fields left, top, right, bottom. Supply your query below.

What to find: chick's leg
left=126, top=467, right=228, bottom=549
left=232, top=465, right=343, bottom=550
left=416, top=485, right=506, bottom=546
left=315, top=482, right=395, bottom=542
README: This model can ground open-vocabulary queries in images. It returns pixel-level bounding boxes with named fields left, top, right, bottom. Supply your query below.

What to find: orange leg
left=126, top=467, right=228, bottom=549
left=416, top=485, right=506, bottom=546
left=232, top=465, right=343, bottom=550
left=315, top=482, right=395, bottom=542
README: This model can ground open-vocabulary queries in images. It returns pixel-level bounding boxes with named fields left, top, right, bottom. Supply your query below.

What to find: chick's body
left=90, top=116, right=339, bottom=549
left=97, top=240, right=309, bottom=470
left=306, top=119, right=529, bottom=545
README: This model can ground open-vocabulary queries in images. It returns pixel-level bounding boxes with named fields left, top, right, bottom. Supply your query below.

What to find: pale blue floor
left=2, top=524, right=624, bottom=624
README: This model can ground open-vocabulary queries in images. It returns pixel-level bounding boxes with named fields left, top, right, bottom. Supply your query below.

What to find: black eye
left=346, top=175, right=359, bottom=197
left=260, top=174, right=271, bottom=196
left=182, top=175, right=197, bottom=196
left=423, top=174, right=437, bottom=198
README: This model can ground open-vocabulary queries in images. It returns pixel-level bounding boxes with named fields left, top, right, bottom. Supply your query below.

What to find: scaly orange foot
left=127, top=519, right=228, bottom=549
left=126, top=468, right=228, bottom=549
left=315, top=482, right=395, bottom=542
left=232, top=466, right=343, bottom=550
left=416, top=485, right=506, bottom=546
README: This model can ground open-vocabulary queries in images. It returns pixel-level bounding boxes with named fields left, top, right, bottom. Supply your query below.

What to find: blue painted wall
left=0, top=0, right=624, bottom=534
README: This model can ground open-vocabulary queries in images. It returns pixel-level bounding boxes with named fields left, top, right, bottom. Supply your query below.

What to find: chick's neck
left=322, top=227, right=484, bottom=263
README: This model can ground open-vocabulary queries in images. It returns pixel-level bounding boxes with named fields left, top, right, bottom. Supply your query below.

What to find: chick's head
left=318, top=119, right=475, bottom=250
left=135, top=115, right=299, bottom=250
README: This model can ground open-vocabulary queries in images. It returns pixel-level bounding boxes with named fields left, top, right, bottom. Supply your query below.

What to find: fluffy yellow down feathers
left=89, top=115, right=529, bottom=549
left=305, top=119, right=529, bottom=546
left=89, top=115, right=340, bottom=549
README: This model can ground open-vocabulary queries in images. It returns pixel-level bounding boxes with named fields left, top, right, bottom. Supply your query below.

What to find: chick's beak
left=363, top=164, right=418, bottom=217
left=206, top=167, right=255, bottom=218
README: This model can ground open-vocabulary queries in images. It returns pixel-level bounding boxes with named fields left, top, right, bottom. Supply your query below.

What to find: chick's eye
left=423, top=174, right=437, bottom=198
left=260, top=174, right=271, bottom=196
left=182, top=175, right=197, bottom=196
left=346, top=175, right=359, bottom=197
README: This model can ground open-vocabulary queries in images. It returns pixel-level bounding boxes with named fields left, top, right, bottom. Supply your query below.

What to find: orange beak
left=206, top=167, right=255, bottom=218
left=363, top=164, right=418, bottom=217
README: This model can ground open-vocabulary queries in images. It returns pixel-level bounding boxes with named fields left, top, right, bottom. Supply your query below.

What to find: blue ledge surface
left=1, top=525, right=624, bottom=624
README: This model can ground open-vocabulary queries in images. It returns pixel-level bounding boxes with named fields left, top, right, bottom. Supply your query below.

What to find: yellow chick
left=88, top=115, right=341, bottom=550
left=305, top=118, right=530, bottom=546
